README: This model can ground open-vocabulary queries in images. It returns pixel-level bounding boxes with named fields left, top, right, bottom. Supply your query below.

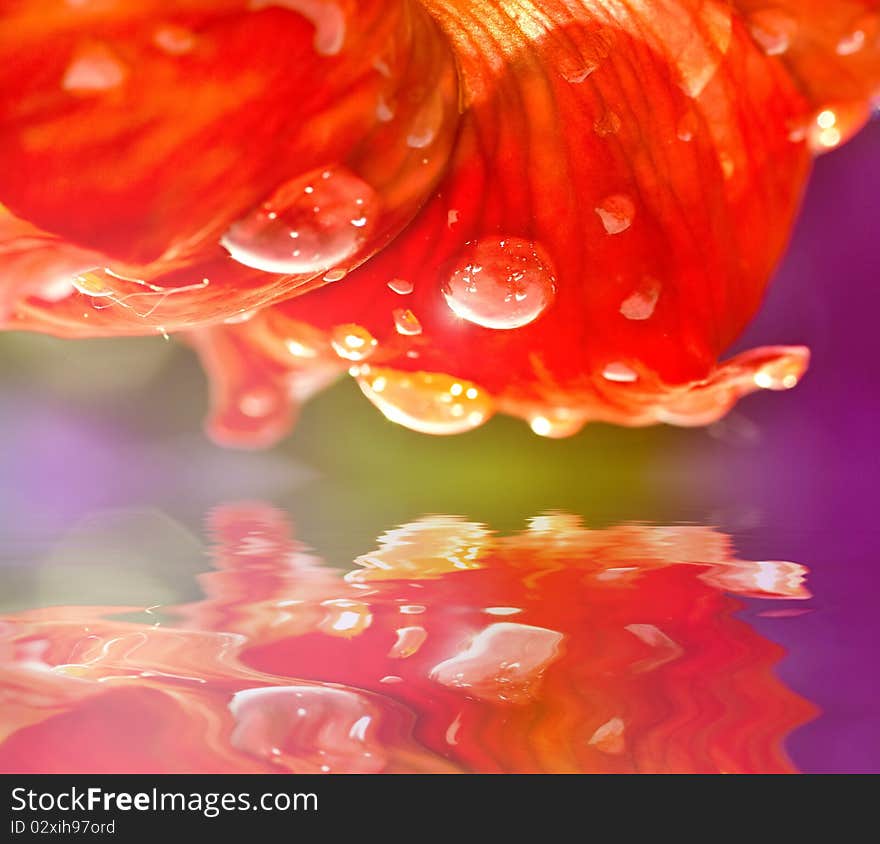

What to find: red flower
left=0, top=505, right=814, bottom=773
left=1, top=1, right=878, bottom=444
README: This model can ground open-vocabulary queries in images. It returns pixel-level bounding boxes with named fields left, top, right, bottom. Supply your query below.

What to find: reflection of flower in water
left=0, top=504, right=814, bottom=773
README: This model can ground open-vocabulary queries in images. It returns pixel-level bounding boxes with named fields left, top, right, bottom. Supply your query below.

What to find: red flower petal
left=1, top=2, right=878, bottom=440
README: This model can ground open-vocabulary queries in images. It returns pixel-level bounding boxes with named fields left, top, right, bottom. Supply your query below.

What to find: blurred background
left=0, top=121, right=878, bottom=773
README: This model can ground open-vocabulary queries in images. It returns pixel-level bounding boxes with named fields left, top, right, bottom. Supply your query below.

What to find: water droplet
left=229, top=685, right=385, bottom=773
left=392, top=308, right=422, bottom=336
left=602, top=362, right=638, bottom=383
left=447, top=209, right=460, bottom=229
left=153, top=24, right=196, bottom=55
left=677, top=111, right=699, bottom=142
left=441, top=237, right=556, bottom=330
left=747, top=9, right=797, bottom=56
left=753, top=359, right=801, bottom=390
left=593, top=110, right=621, bottom=137
left=355, top=366, right=493, bottom=435
left=595, top=194, right=636, bottom=235
left=429, top=622, right=564, bottom=704
left=249, top=0, right=346, bottom=56
left=588, top=717, right=626, bottom=754
left=222, top=166, right=377, bottom=275
left=620, top=278, right=662, bottom=321
left=62, top=43, right=127, bottom=93
left=239, top=388, right=278, bottom=419
left=319, top=599, right=372, bottom=638
left=330, top=324, right=377, bottom=361
left=388, top=626, right=427, bottom=659
left=529, top=409, right=587, bottom=439
left=836, top=13, right=877, bottom=56
left=387, top=278, right=413, bottom=295
left=406, top=91, right=445, bottom=149
left=375, top=95, right=395, bottom=122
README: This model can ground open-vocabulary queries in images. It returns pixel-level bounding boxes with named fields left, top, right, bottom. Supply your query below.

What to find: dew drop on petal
left=62, top=43, right=127, bottom=93
left=330, top=324, right=377, bottom=361
left=249, top=0, right=346, bottom=56
left=441, top=237, right=556, bottom=330
left=620, top=278, right=662, bottom=321
left=602, top=362, right=638, bottom=383
left=387, top=278, right=413, bottom=295
left=593, top=110, right=621, bottom=137
left=355, top=366, right=493, bottom=435
left=153, top=24, right=197, bottom=55
left=836, top=14, right=877, bottom=56
left=747, top=9, right=797, bottom=56
left=595, top=194, right=636, bottom=235
left=221, top=166, right=377, bottom=275
left=388, top=626, right=427, bottom=659
left=529, top=409, right=588, bottom=439
left=392, top=308, right=422, bottom=336
left=229, top=686, right=385, bottom=773
left=588, top=717, right=626, bottom=755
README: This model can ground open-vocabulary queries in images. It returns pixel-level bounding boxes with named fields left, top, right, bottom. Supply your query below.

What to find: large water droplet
left=229, top=685, right=385, bottom=773
left=355, top=366, right=493, bottom=435
left=222, top=166, right=377, bottom=275
left=441, top=237, right=556, bottom=330
left=595, top=195, right=636, bottom=235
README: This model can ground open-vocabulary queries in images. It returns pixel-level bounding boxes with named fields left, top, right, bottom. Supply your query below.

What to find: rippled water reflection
left=0, top=505, right=815, bottom=773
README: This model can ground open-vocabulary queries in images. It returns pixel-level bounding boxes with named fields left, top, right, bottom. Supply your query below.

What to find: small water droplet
left=620, top=278, right=662, bottom=321
left=441, top=237, right=556, bottom=330
left=529, top=409, right=587, bottom=439
left=355, top=366, right=493, bottom=434
left=153, top=24, right=196, bottom=55
left=677, top=111, right=699, bottom=142
left=593, top=110, right=621, bottom=137
left=836, top=13, right=877, bottom=56
left=62, top=43, right=127, bottom=93
left=331, top=324, right=377, bottom=361
left=249, top=0, right=346, bottom=56
left=387, top=278, right=413, bottom=295
left=393, top=308, right=422, bottom=336
left=595, top=194, right=636, bottom=235
left=239, top=388, right=278, bottom=418
left=602, top=362, right=638, bottom=383
left=747, top=9, right=797, bottom=56
left=222, top=166, right=377, bottom=275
